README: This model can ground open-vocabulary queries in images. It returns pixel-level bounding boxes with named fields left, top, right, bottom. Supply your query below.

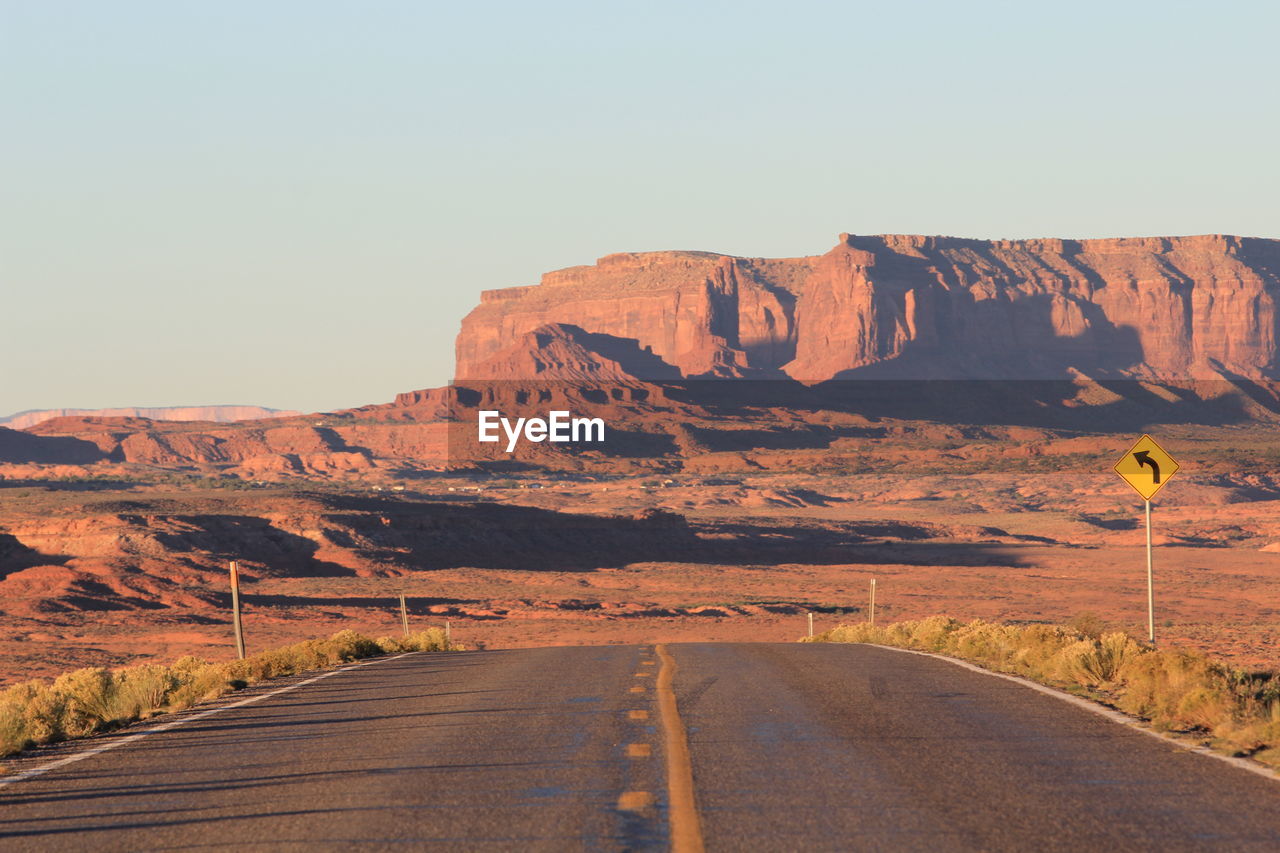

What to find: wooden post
left=399, top=593, right=410, bottom=638
left=807, top=611, right=814, bottom=638
left=869, top=578, right=877, bottom=627
left=229, top=561, right=246, bottom=660
left=1145, top=499, right=1155, bottom=645
left=445, top=620, right=452, bottom=647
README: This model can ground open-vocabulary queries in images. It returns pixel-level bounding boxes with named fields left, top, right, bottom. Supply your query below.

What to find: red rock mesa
left=456, top=234, right=1280, bottom=383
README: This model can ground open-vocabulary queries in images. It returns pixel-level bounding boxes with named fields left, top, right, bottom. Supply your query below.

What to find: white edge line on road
left=868, top=643, right=1279, bottom=783
left=0, top=652, right=416, bottom=791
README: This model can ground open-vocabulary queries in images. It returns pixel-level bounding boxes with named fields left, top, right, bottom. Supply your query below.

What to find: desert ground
left=4, top=416, right=1279, bottom=685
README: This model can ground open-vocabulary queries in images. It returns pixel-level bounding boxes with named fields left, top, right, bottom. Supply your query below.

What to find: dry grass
left=807, top=616, right=1280, bottom=769
left=0, top=628, right=454, bottom=759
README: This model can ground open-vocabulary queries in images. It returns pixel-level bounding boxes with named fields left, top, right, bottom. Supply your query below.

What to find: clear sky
left=3, top=1, right=1277, bottom=416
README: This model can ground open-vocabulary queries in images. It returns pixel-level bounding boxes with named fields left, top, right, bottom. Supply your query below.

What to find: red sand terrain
left=3, top=233, right=1280, bottom=684
left=3, top=423, right=1280, bottom=683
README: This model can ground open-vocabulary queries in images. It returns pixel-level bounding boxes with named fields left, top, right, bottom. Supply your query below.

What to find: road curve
left=674, top=643, right=1280, bottom=851
left=2, top=643, right=1279, bottom=851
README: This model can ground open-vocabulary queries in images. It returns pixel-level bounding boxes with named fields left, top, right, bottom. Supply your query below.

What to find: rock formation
left=0, top=426, right=105, bottom=465
left=0, top=405, right=298, bottom=431
left=462, top=323, right=682, bottom=382
left=456, top=234, right=1280, bottom=382
left=456, top=251, right=805, bottom=380
left=10, top=233, right=1280, bottom=477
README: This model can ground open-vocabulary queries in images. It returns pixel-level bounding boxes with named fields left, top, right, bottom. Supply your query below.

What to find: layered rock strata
left=456, top=234, right=1280, bottom=382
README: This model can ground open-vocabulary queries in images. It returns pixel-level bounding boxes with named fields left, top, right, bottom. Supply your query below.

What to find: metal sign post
left=229, top=560, right=246, bottom=659
left=1145, top=499, right=1154, bottom=644
left=1113, top=434, right=1179, bottom=645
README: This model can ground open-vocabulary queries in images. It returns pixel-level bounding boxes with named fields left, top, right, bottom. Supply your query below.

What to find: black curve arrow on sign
left=1133, top=450, right=1161, bottom=484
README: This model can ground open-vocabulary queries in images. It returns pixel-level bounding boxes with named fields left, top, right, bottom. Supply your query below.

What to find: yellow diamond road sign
left=1113, top=434, right=1180, bottom=501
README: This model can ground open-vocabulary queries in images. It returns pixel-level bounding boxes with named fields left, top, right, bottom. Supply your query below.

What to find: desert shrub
left=950, top=620, right=1026, bottom=670
left=1054, top=633, right=1142, bottom=687
left=117, top=665, right=180, bottom=719
left=373, top=629, right=453, bottom=655
left=0, top=681, right=49, bottom=754
left=1, top=628, right=456, bottom=758
left=317, top=629, right=382, bottom=663
left=405, top=628, right=451, bottom=652
left=909, top=616, right=963, bottom=651
left=806, top=623, right=882, bottom=645
left=1116, top=648, right=1222, bottom=726
left=375, top=636, right=405, bottom=654
left=809, top=615, right=1280, bottom=768
left=371, top=627, right=450, bottom=653
left=19, top=681, right=66, bottom=745
left=1175, top=686, right=1236, bottom=732
left=0, top=694, right=25, bottom=755
left=166, top=657, right=228, bottom=708
left=230, top=630, right=387, bottom=681
left=1004, top=625, right=1075, bottom=676
left=53, top=668, right=119, bottom=737
left=890, top=615, right=959, bottom=651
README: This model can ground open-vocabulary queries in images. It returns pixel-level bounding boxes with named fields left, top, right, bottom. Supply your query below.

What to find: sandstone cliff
left=462, top=323, right=682, bottom=382
left=455, top=234, right=1280, bottom=382
left=11, top=233, right=1280, bottom=477
left=19, top=417, right=379, bottom=475
left=457, top=251, right=808, bottom=380
left=0, top=405, right=299, bottom=431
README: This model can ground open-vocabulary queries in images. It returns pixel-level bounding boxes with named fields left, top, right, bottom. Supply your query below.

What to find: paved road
left=676, top=644, right=1280, bottom=851
left=2, top=643, right=1279, bottom=851
left=0, top=647, right=665, bottom=851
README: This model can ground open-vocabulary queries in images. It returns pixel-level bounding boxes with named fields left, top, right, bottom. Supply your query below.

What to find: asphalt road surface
left=3, top=643, right=1280, bottom=851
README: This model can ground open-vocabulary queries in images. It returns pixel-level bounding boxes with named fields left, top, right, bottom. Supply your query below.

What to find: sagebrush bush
left=0, top=627, right=456, bottom=759
left=375, top=628, right=451, bottom=654
left=166, top=656, right=228, bottom=709
left=54, top=668, right=117, bottom=738
left=117, top=665, right=179, bottom=720
left=808, top=615, right=1280, bottom=768
left=1056, top=632, right=1140, bottom=686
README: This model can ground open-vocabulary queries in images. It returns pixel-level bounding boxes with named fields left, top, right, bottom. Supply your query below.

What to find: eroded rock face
left=22, top=417, right=379, bottom=474
left=461, top=323, right=682, bottom=382
left=456, top=234, right=1280, bottom=382
left=0, top=426, right=104, bottom=465
left=457, top=251, right=806, bottom=379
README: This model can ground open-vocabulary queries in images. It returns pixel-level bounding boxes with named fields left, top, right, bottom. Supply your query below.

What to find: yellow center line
left=627, top=743, right=652, bottom=758
left=628, top=709, right=649, bottom=721
left=629, top=685, right=646, bottom=693
left=656, top=643, right=705, bottom=853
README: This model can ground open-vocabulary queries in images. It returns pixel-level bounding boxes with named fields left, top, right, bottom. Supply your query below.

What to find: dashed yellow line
left=656, top=643, right=705, bottom=853
left=617, top=790, right=653, bottom=811
left=627, top=743, right=652, bottom=758
left=628, top=709, right=649, bottom=721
